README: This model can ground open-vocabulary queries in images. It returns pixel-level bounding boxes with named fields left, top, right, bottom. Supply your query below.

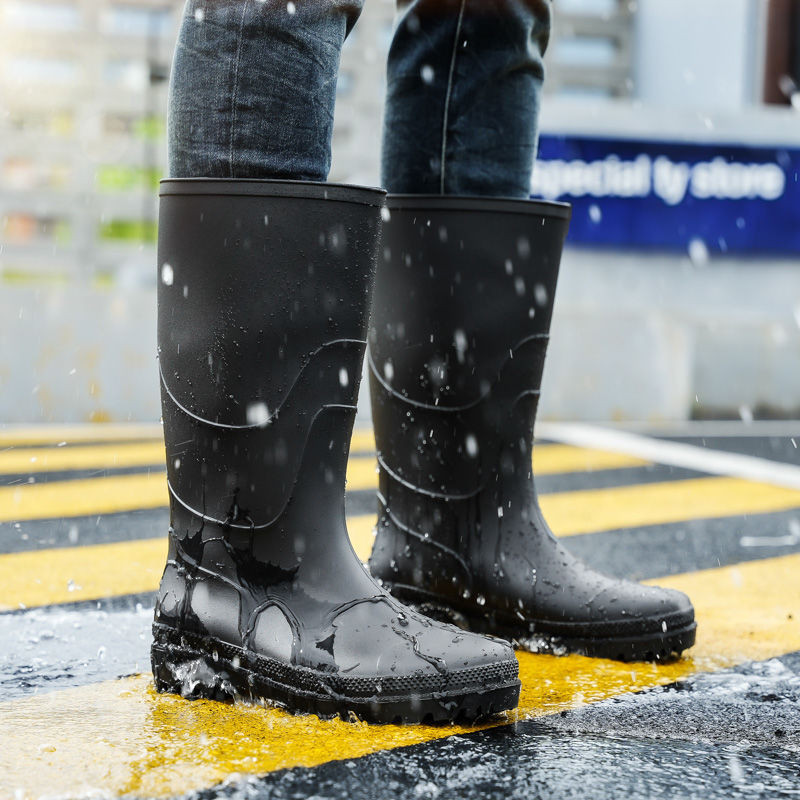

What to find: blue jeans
left=168, top=0, right=550, bottom=197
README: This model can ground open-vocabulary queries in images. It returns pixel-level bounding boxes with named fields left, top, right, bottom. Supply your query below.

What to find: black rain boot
left=151, top=180, right=520, bottom=723
left=368, top=195, right=697, bottom=662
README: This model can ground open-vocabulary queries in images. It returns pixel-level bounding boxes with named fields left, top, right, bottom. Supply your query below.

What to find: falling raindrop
left=453, top=329, right=468, bottom=363
left=286, top=1, right=296, bottom=13
left=514, top=276, right=525, bottom=296
left=588, top=204, right=602, bottom=223
left=339, top=367, right=349, bottom=387
left=246, top=401, right=270, bottom=427
left=420, top=64, right=434, bottom=84
left=194, top=7, right=204, bottom=22
left=465, top=434, right=478, bottom=457
left=534, top=283, right=548, bottom=306
left=161, top=263, right=174, bottom=285
left=383, top=360, right=394, bottom=381
left=688, top=238, right=709, bottom=267
left=380, top=207, right=391, bottom=222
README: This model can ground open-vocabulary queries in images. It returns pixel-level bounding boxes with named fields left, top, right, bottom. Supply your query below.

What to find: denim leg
left=168, top=0, right=363, bottom=180
left=381, top=0, right=551, bottom=197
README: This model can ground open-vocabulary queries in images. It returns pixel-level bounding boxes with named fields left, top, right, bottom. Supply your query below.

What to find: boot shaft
left=158, top=179, right=384, bottom=531
left=369, top=195, right=570, bottom=502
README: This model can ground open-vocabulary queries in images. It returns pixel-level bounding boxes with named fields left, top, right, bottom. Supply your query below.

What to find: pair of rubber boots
left=152, top=179, right=696, bottom=724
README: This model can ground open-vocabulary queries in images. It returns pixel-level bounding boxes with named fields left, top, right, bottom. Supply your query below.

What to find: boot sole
left=151, top=623, right=520, bottom=725
left=385, top=584, right=697, bottom=663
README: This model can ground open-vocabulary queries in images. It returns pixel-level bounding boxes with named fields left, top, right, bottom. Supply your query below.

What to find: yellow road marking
left=0, top=424, right=163, bottom=446
left=541, top=476, right=800, bottom=536
left=0, top=426, right=375, bottom=453
left=2, top=553, right=799, bottom=799
left=0, top=442, right=166, bottom=475
left=0, top=473, right=169, bottom=524
left=4, top=469, right=800, bottom=536
left=0, top=521, right=373, bottom=611
left=4, top=475, right=800, bottom=610
left=0, top=440, right=643, bottom=491
left=350, top=428, right=375, bottom=453
left=1, top=538, right=168, bottom=610
left=348, top=514, right=376, bottom=561
left=533, top=444, right=646, bottom=473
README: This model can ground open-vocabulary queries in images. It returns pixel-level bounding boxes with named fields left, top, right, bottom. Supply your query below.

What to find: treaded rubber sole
left=151, top=624, right=520, bottom=725
left=384, top=584, right=697, bottom=663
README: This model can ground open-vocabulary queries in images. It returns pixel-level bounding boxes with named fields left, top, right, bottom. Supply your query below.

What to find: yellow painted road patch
left=533, top=444, right=646, bottom=473
left=4, top=476, right=800, bottom=610
left=541, top=476, right=800, bottom=537
left=0, top=424, right=163, bottom=447
left=0, top=442, right=166, bottom=475
left=0, top=442, right=645, bottom=490
left=1, top=538, right=168, bottom=611
left=2, top=553, right=799, bottom=800
left=0, top=472, right=169, bottom=524
left=8, top=467, right=800, bottom=530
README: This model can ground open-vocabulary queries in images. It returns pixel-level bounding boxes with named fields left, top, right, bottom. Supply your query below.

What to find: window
left=6, top=111, right=74, bottom=137
left=98, top=218, right=157, bottom=243
left=96, top=165, right=161, bottom=192
left=103, top=59, right=149, bottom=91
left=102, top=5, right=173, bottom=37
left=553, top=37, right=619, bottom=69
left=2, top=213, right=71, bottom=245
left=103, top=112, right=137, bottom=136
left=3, top=1, right=80, bottom=32
left=6, top=56, right=78, bottom=85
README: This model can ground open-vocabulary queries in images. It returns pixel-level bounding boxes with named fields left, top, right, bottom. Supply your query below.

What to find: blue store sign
left=532, top=135, right=800, bottom=255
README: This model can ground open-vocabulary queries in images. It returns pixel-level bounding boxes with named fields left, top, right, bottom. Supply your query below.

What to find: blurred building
left=0, top=0, right=177, bottom=286
left=1, top=0, right=799, bottom=422
left=532, top=0, right=800, bottom=421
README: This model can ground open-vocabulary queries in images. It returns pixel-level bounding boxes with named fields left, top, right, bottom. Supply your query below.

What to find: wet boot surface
left=368, top=196, right=696, bottom=662
left=151, top=180, right=520, bottom=724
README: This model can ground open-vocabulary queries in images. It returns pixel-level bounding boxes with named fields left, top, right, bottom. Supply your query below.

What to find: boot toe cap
left=329, top=597, right=518, bottom=691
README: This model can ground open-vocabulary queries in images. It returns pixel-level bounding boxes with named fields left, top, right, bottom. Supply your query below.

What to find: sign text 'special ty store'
left=532, top=135, right=800, bottom=256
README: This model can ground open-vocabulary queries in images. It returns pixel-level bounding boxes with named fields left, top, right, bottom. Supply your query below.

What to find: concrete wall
left=4, top=248, right=799, bottom=424
left=1, top=285, right=159, bottom=423
left=634, top=0, right=764, bottom=110
left=539, top=250, right=800, bottom=421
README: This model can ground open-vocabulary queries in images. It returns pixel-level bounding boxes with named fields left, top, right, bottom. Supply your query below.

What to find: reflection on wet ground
left=2, top=423, right=799, bottom=799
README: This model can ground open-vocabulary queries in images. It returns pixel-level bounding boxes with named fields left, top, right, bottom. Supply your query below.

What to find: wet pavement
left=2, top=422, right=799, bottom=800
